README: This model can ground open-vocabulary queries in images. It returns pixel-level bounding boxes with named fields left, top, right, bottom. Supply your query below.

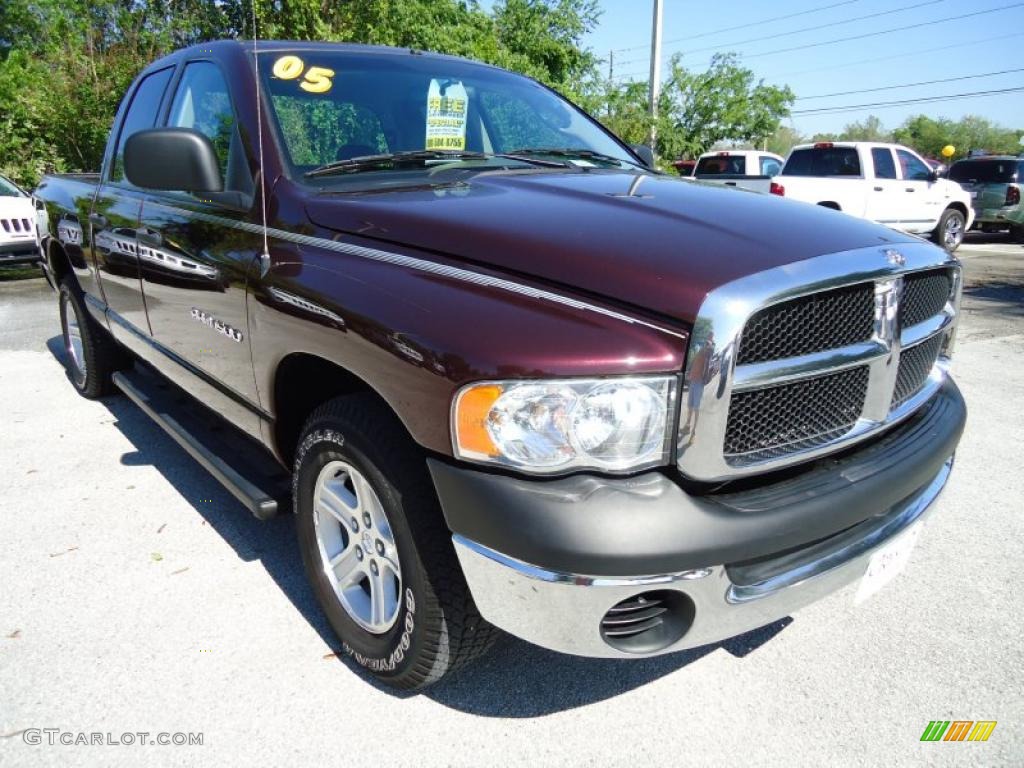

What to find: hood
left=305, top=170, right=920, bottom=324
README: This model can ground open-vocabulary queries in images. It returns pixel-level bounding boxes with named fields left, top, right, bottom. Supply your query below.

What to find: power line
left=772, top=31, right=1024, bottom=79
left=743, top=3, right=1024, bottom=59
left=610, top=4, right=1024, bottom=83
left=678, top=0, right=947, bottom=58
left=796, top=67, right=1024, bottom=101
left=610, top=0, right=864, bottom=54
left=790, top=85, right=1024, bottom=115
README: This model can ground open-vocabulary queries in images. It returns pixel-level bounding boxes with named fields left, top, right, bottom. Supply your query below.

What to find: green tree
left=596, top=54, right=794, bottom=163
left=764, top=123, right=805, bottom=157
left=0, top=0, right=604, bottom=187
left=655, top=53, right=794, bottom=160
left=893, top=114, right=1023, bottom=160
left=838, top=114, right=891, bottom=142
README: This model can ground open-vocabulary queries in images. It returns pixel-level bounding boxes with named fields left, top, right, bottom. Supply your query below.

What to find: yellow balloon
left=941, top=145, right=955, bottom=158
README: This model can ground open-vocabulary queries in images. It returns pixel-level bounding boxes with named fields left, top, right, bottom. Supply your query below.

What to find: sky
left=510, top=0, right=1024, bottom=138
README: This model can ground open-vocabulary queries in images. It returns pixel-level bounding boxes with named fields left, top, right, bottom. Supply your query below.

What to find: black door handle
left=88, top=212, right=108, bottom=227
left=873, top=186, right=883, bottom=192
left=905, top=188, right=916, bottom=192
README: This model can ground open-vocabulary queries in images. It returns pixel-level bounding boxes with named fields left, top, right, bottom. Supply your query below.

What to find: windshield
left=258, top=50, right=638, bottom=187
left=0, top=176, right=26, bottom=197
left=948, top=160, right=1019, bottom=184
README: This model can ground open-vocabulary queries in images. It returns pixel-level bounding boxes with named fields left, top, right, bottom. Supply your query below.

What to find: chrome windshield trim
left=677, top=244, right=960, bottom=482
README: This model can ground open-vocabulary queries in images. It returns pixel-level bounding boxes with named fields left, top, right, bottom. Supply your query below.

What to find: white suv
left=0, top=174, right=42, bottom=266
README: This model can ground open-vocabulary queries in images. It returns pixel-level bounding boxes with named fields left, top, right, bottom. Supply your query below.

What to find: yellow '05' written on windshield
left=271, top=55, right=335, bottom=94
left=425, top=79, right=467, bottom=150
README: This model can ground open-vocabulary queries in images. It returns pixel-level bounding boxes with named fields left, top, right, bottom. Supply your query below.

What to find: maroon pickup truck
left=36, top=40, right=965, bottom=689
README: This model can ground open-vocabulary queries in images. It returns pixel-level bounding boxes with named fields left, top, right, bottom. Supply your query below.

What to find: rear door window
left=783, top=147, right=861, bottom=177
left=871, top=148, right=898, bottom=179
left=948, top=160, right=1019, bottom=184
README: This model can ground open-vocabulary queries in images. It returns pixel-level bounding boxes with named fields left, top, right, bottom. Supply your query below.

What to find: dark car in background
left=948, top=156, right=1024, bottom=240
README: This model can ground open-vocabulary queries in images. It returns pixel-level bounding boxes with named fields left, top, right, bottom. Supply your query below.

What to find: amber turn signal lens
left=454, top=384, right=503, bottom=457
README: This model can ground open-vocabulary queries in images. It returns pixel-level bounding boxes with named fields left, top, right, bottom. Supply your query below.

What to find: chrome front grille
left=724, top=365, right=869, bottom=460
left=891, top=334, right=944, bottom=409
left=900, top=269, right=953, bottom=327
left=736, top=283, right=875, bottom=365
left=677, top=245, right=961, bottom=482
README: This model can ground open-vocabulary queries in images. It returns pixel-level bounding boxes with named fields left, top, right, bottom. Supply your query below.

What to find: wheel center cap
left=361, top=532, right=373, bottom=555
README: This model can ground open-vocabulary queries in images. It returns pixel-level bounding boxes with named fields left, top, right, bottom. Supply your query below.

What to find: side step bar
left=112, top=370, right=283, bottom=520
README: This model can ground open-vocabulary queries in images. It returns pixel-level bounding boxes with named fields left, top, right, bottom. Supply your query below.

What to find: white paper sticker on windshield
left=425, top=80, right=468, bottom=151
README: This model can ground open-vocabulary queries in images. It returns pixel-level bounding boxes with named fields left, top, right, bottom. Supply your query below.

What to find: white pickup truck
left=692, top=150, right=784, bottom=193
left=771, top=142, right=974, bottom=251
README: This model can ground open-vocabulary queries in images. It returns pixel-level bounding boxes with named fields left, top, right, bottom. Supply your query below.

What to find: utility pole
left=607, top=49, right=615, bottom=117
left=648, top=0, right=664, bottom=149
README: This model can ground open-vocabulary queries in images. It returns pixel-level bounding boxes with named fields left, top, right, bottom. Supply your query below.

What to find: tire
left=293, top=394, right=496, bottom=689
left=932, top=208, right=965, bottom=252
left=58, top=278, right=125, bottom=398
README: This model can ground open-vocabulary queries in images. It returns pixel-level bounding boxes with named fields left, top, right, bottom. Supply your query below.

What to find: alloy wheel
left=312, top=460, right=402, bottom=634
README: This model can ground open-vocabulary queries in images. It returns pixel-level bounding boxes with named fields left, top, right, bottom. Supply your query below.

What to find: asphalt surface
left=1, top=235, right=1022, bottom=767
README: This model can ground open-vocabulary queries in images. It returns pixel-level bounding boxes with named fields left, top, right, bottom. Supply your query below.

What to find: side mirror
left=630, top=144, right=656, bottom=168
left=124, top=128, right=223, bottom=192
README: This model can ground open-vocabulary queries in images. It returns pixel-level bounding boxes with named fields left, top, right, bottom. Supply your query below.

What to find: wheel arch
left=47, top=238, right=75, bottom=287
left=271, top=352, right=409, bottom=468
left=944, top=201, right=968, bottom=221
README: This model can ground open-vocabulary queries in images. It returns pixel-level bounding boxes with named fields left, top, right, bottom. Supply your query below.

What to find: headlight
left=452, top=376, right=675, bottom=474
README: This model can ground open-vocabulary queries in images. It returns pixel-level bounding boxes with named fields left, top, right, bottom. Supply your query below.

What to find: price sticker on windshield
left=425, top=79, right=468, bottom=151
left=271, top=55, right=335, bottom=94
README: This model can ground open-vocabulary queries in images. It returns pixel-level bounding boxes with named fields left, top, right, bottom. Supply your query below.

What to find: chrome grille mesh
left=892, top=335, right=944, bottom=409
left=725, top=367, right=869, bottom=457
left=736, top=283, right=875, bottom=365
left=900, top=270, right=952, bottom=327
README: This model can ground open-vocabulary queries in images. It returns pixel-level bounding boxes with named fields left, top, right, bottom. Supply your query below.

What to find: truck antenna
left=250, top=0, right=271, bottom=273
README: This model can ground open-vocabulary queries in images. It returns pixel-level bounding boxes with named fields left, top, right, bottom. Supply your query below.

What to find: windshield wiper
left=305, top=149, right=568, bottom=179
left=506, top=147, right=640, bottom=168
left=304, top=150, right=488, bottom=178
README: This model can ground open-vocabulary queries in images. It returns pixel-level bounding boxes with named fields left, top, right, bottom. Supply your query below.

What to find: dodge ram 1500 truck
left=36, top=41, right=966, bottom=690
left=771, top=142, right=974, bottom=252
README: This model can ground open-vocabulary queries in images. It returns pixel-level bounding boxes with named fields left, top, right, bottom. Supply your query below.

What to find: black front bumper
left=429, top=378, right=966, bottom=577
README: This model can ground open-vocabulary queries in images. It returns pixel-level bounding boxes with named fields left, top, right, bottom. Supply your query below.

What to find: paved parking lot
left=1, top=235, right=1022, bottom=767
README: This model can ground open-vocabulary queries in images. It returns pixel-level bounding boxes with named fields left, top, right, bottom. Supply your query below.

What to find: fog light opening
left=599, top=590, right=695, bottom=654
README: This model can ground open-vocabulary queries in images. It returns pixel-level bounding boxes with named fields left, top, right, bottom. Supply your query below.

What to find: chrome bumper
left=454, top=457, right=953, bottom=659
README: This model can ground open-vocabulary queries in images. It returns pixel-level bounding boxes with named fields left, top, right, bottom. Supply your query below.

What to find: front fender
left=249, top=236, right=688, bottom=457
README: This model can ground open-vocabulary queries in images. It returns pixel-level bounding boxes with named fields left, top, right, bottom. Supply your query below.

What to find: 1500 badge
left=190, top=307, right=243, bottom=343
